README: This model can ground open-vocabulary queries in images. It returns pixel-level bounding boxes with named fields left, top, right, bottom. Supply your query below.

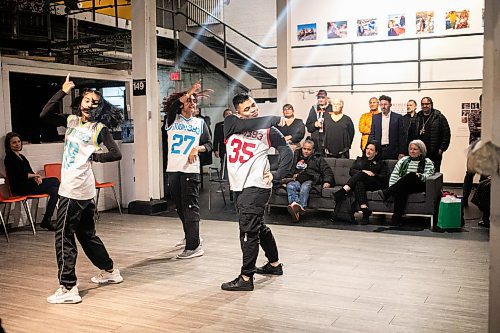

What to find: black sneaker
left=256, top=262, right=283, bottom=275
left=221, top=275, right=254, bottom=291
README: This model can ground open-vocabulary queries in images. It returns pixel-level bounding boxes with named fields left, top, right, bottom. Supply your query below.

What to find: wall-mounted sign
left=170, top=71, right=181, bottom=81
left=133, top=79, right=146, bottom=96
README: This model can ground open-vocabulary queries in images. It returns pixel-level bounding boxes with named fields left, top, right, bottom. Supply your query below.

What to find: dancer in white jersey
left=163, top=81, right=212, bottom=259
left=41, top=74, right=123, bottom=304
left=221, top=93, right=293, bottom=291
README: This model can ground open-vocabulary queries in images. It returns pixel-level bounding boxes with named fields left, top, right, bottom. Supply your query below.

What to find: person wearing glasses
left=414, top=97, right=451, bottom=172
left=163, top=81, right=213, bottom=260
left=276, top=103, right=305, bottom=150
left=306, top=90, right=331, bottom=155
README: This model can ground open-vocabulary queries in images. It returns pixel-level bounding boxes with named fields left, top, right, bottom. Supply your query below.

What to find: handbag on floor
left=437, top=196, right=462, bottom=229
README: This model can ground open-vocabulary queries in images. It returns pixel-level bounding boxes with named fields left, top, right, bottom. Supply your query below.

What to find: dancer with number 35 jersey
left=163, top=81, right=212, bottom=260
left=221, top=93, right=293, bottom=291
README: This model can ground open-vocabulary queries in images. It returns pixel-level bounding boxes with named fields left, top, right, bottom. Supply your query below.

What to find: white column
left=131, top=0, right=162, bottom=200
left=276, top=0, right=291, bottom=107
left=484, top=1, right=500, bottom=331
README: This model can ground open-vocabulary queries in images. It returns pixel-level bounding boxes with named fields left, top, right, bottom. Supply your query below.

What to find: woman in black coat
left=3, top=132, right=60, bottom=230
left=333, top=141, right=388, bottom=224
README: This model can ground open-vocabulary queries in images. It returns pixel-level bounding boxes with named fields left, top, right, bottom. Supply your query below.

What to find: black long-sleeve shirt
left=276, top=118, right=305, bottom=145
left=40, top=90, right=122, bottom=162
left=213, top=121, right=225, bottom=156
left=4, top=152, right=37, bottom=195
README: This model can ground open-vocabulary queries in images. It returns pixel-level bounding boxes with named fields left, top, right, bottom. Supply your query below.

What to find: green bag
left=437, top=200, right=462, bottom=229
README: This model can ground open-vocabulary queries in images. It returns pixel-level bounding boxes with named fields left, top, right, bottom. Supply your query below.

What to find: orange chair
left=95, top=180, right=122, bottom=216
left=44, top=163, right=62, bottom=182
left=5, top=174, right=51, bottom=225
left=0, top=191, right=36, bottom=242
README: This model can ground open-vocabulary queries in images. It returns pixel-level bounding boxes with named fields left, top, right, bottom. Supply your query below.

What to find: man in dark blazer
left=368, top=95, right=405, bottom=160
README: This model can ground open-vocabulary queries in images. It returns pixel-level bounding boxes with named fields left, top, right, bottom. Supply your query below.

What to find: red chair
left=0, top=191, right=36, bottom=242
left=44, top=163, right=62, bottom=182
left=95, top=180, right=122, bottom=217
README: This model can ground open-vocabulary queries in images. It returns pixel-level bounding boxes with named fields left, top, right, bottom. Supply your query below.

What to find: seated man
left=284, top=138, right=334, bottom=221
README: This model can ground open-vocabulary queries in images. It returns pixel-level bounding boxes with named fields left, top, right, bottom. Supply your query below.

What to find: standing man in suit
left=369, top=95, right=405, bottom=160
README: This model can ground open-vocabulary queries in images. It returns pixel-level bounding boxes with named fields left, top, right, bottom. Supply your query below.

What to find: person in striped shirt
left=378, top=139, right=435, bottom=225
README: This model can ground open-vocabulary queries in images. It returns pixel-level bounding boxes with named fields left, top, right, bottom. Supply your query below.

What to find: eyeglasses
left=421, top=102, right=431, bottom=106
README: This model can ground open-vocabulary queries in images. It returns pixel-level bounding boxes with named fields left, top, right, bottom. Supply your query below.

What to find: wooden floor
left=0, top=213, right=489, bottom=332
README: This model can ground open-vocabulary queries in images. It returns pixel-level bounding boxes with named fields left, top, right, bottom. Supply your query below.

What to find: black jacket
left=213, top=120, right=226, bottom=157
left=349, top=156, right=389, bottom=186
left=4, top=151, right=37, bottom=195
left=287, top=151, right=334, bottom=185
left=276, top=118, right=305, bottom=145
left=415, top=109, right=451, bottom=157
left=369, top=112, right=405, bottom=159
left=305, top=104, right=332, bottom=153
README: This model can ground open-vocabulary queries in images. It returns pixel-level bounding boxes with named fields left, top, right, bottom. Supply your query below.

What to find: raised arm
left=40, top=73, right=75, bottom=127
left=223, top=114, right=283, bottom=139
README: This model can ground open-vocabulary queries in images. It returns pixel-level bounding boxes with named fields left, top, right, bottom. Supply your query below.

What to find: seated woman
left=333, top=141, right=388, bottom=224
left=378, top=139, right=435, bottom=225
left=285, top=138, right=334, bottom=221
left=3, top=132, right=60, bottom=231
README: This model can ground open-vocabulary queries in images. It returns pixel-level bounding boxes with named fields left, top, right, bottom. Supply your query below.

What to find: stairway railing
left=157, top=0, right=277, bottom=72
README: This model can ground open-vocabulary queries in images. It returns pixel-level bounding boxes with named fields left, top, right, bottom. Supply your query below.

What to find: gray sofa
left=268, top=157, right=443, bottom=228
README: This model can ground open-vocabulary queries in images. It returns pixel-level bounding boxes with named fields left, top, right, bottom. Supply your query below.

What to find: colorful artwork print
left=357, top=18, right=377, bottom=37
left=416, top=11, right=434, bottom=34
left=388, top=14, right=405, bottom=36
left=297, top=23, right=317, bottom=41
left=327, top=21, right=348, bottom=39
left=446, top=10, right=470, bottom=30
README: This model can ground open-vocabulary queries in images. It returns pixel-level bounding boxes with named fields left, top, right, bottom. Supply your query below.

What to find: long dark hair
left=4, top=132, right=21, bottom=154
left=71, top=89, right=123, bottom=129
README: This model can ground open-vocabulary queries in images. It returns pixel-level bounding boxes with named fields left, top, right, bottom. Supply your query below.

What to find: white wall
left=223, top=0, right=485, bottom=183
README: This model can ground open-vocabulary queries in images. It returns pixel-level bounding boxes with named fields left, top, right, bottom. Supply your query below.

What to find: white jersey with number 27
left=226, top=128, right=271, bottom=191
left=166, top=114, right=204, bottom=173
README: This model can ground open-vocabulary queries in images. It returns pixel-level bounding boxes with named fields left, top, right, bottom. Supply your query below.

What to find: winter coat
left=286, top=151, right=334, bottom=185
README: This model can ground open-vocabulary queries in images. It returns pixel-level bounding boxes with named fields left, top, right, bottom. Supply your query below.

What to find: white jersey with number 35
left=226, top=128, right=271, bottom=191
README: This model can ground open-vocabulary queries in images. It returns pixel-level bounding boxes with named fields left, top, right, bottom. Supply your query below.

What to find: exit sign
left=170, top=71, right=181, bottom=81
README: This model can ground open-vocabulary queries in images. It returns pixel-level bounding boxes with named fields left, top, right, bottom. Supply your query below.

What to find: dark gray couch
left=268, top=157, right=443, bottom=227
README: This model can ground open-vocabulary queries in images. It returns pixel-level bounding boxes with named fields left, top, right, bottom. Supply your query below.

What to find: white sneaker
left=47, top=285, right=82, bottom=304
left=91, top=269, right=123, bottom=284
left=174, top=237, right=204, bottom=248
left=176, top=246, right=204, bottom=259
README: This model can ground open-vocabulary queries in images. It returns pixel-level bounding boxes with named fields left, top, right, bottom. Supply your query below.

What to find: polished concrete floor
left=0, top=207, right=489, bottom=332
